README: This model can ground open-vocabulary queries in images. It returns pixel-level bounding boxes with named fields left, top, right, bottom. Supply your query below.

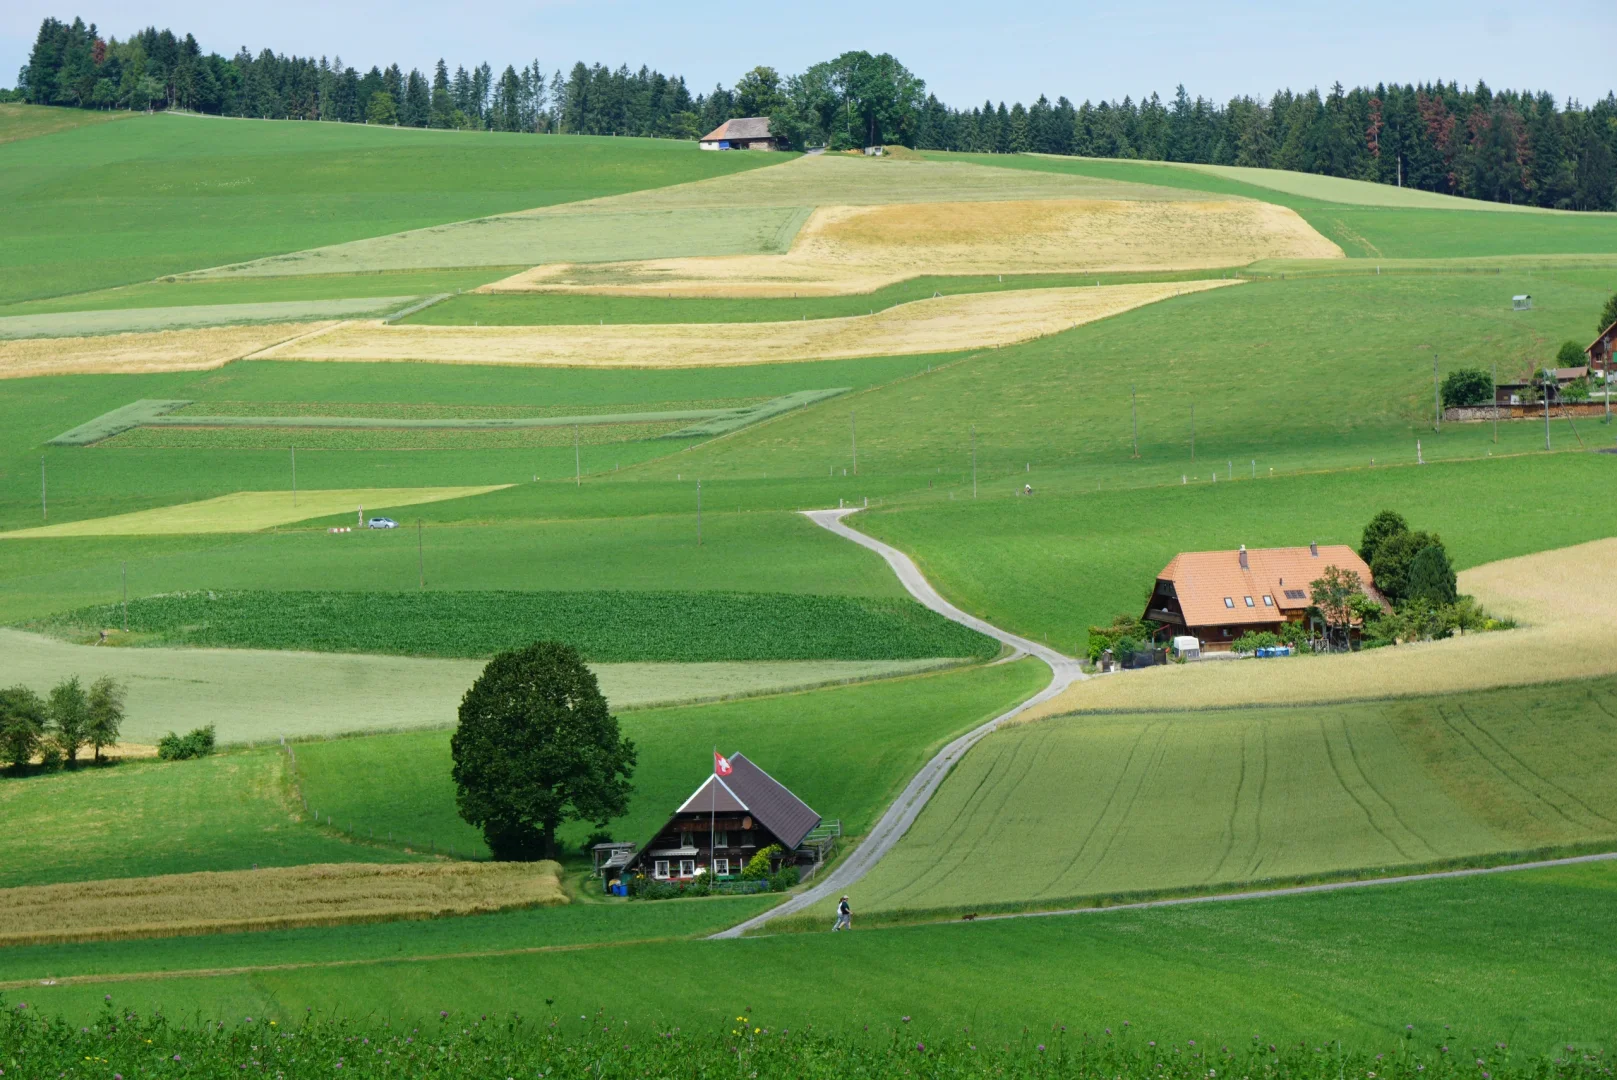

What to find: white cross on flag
left=714, top=751, right=732, bottom=776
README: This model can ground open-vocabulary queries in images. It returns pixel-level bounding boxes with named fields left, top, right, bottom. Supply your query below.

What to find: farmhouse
left=1142, top=543, right=1386, bottom=652
left=698, top=117, right=779, bottom=151
left=625, top=754, right=824, bottom=881
left=1587, top=320, right=1617, bottom=375
left=1496, top=366, right=1589, bottom=405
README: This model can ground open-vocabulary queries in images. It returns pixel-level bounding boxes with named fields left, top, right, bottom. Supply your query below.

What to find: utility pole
left=1543, top=368, right=1553, bottom=450
left=696, top=479, right=702, bottom=546
left=121, top=560, right=128, bottom=632
left=291, top=446, right=297, bottom=507
left=574, top=425, right=581, bottom=486
left=1130, top=384, right=1139, bottom=458
left=1189, top=404, right=1195, bottom=463
left=970, top=425, right=977, bottom=499
left=417, top=521, right=425, bottom=589
left=1433, top=354, right=1442, bottom=432
left=1492, top=362, right=1499, bottom=443
left=850, top=411, right=858, bottom=476
left=40, top=457, right=47, bottom=521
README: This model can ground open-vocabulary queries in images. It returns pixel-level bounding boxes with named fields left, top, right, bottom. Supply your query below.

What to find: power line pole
left=1130, top=384, right=1139, bottom=458
left=417, top=521, right=425, bottom=590
left=40, top=457, right=46, bottom=521
left=121, top=560, right=128, bottom=633
left=970, top=425, right=977, bottom=499
left=850, top=410, right=858, bottom=476
left=696, top=479, right=702, bottom=546
left=1543, top=368, right=1553, bottom=450
left=1189, top=404, right=1195, bottom=464
left=291, top=446, right=297, bottom=507
left=1492, top=362, right=1499, bottom=443
left=1433, top=354, right=1441, bottom=432
left=574, top=425, right=581, bottom=486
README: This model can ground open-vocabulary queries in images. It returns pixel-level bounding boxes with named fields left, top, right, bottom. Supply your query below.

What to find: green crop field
left=0, top=113, right=781, bottom=304
left=0, top=749, right=415, bottom=889
left=854, top=677, right=1617, bottom=914
left=0, top=103, right=132, bottom=145
left=17, top=860, right=1617, bottom=1053
left=30, top=588, right=994, bottom=661
left=293, top=658, right=1047, bottom=858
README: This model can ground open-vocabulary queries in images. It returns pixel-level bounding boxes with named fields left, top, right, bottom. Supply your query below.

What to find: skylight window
left=1243, top=596, right=1255, bottom=607
left=1284, top=589, right=1307, bottom=600
left=1263, top=595, right=1274, bottom=606
left=1223, top=597, right=1235, bottom=608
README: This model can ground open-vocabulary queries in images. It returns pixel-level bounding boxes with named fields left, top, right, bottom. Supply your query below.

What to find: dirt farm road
left=710, top=508, right=1085, bottom=939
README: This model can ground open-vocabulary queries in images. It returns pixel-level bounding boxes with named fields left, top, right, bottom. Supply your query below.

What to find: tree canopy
left=451, top=641, right=636, bottom=860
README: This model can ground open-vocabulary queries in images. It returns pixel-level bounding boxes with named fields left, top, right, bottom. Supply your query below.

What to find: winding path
left=711, top=508, right=1084, bottom=938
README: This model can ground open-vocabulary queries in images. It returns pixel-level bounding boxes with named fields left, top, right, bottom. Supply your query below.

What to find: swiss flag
left=714, top=752, right=733, bottom=776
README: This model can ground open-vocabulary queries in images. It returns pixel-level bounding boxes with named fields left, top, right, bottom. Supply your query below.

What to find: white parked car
left=367, top=517, right=398, bottom=529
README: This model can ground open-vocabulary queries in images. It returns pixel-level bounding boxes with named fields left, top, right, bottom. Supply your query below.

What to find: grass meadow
left=15, top=860, right=1617, bottom=1052
left=0, top=113, right=779, bottom=304
left=293, top=658, right=1049, bottom=858
left=855, top=676, right=1617, bottom=914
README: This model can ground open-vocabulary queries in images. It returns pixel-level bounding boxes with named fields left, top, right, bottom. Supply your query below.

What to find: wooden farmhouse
left=698, top=117, right=779, bottom=151
left=1142, top=543, right=1387, bottom=652
left=1587, top=320, right=1617, bottom=376
left=625, top=754, right=823, bottom=882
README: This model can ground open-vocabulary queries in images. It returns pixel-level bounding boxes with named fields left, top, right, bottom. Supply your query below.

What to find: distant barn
left=699, top=117, right=779, bottom=151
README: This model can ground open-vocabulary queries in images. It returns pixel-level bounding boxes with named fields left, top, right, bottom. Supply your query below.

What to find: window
left=1263, top=595, right=1274, bottom=607
left=714, top=830, right=728, bottom=849
left=1284, top=589, right=1307, bottom=600
left=653, top=860, right=670, bottom=879
left=1244, top=596, right=1255, bottom=608
left=679, top=831, right=696, bottom=849
left=1223, top=597, right=1235, bottom=609
left=678, top=859, right=696, bottom=878
left=740, top=830, right=756, bottom=848
left=714, top=858, right=730, bottom=877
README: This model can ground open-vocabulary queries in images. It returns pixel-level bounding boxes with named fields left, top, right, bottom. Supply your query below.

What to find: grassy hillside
left=19, top=859, right=1617, bottom=1052
left=294, top=658, right=1048, bottom=857
left=0, top=115, right=781, bottom=304
left=856, top=676, right=1617, bottom=914
left=931, top=152, right=1617, bottom=258
left=0, top=103, right=132, bottom=145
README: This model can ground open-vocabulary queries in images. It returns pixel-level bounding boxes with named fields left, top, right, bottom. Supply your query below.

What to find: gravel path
left=710, top=508, right=1084, bottom=938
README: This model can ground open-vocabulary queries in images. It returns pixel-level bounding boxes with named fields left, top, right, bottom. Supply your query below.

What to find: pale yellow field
left=0, top=860, right=565, bottom=946
left=487, top=198, right=1336, bottom=298
left=257, top=280, right=1238, bottom=368
left=0, top=321, right=331, bottom=379
left=1026, top=537, right=1617, bottom=719
left=0, top=487, right=506, bottom=538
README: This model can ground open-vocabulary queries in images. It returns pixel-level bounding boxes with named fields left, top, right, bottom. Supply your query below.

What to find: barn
left=698, top=117, right=779, bottom=151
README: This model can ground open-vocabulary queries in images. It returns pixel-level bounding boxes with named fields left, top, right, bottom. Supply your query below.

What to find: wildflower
left=1038, top=1045, right=1046, bottom=1053
left=441, top=1011, right=448, bottom=1018
left=1478, top=1060, right=1486, bottom=1067
left=1150, top=1041, right=1157, bottom=1048
left=917, top=1042, right=925, bottom=1052
left=902, top=1016, right=911, bottom=1024
left=1370, top=1073, right=1377, bottom=1078
left=105, top=995, right=111, bottom=1002
left=173, top=1055, right=182, bottom=1061
left=1190, top=1040, right=1197, bottom=1047
left=754, top=1028, right=760, bottom=1035
left=1407, top=1026, right=1414, bottom=1031
left=1106, top=1028, right=1112, bottom=1036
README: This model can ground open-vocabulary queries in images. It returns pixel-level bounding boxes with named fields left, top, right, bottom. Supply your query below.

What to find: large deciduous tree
left=0, top=685, right=48, bottom=773
left=48, top=676, right=90, bottom=766
left=86, top=675, right=126, bottom=764
left=451, top=642, right=636, bottom=860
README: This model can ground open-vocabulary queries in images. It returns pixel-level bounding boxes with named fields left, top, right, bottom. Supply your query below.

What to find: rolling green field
left=855, top=677, right=1617, bottom=914
left=294, top=658, right=1047, bottom=858
left=18, top=860, right=1617, bottom=1052
left=0, top=103, right=131, bottom=145
left=0, top=749, right=413, bottom=889
left=934, top=151, right=1617, bottom=258
left=30, top=588, right=994, bottom=661
left=0, top=113, right=780, bottom=304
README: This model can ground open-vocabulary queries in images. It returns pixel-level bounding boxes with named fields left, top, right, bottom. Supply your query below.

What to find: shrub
left=1231, top=630, right=1281, bottom=654
left=157, top=724, right=216, bottom=760
left=768, top=865, right=801, bottom=891
left=581, top=830, right=616, bottom=856
left=1087, top=613, right=1152, bottom=661
left=741, top=844, right=783, bottom=880
left=1558, top=340, right=1588, bottom=367
left=1440, top=367, right=1493, bottom=407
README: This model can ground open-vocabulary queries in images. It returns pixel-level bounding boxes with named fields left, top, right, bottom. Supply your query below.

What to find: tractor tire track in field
left=711, top=508, right=1083, bottom=939
left=1434, top=703, right=1592, bottom=830
left=1245, top=721, right=1271, bottom=879
left=1341, top=718, right=1441, bottom=859
left=1041, top=723, right=1155, bottom=896
left=1452, top=702, right=1615, bottom=828
left=1072, top=723, right=1172, bottom=892
left=1319, top=716, right=1416, bottom=862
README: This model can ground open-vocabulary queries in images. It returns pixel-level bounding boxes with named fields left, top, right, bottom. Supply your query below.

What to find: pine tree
left=429, top=59, right=452, bottom=128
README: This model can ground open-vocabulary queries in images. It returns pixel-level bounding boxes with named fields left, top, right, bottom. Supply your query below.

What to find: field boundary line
left=239, top=320, right=355, bottom=360
left=710, top=509, right=1083, bottom=938
left=957, top=850, right=1617, bottom=925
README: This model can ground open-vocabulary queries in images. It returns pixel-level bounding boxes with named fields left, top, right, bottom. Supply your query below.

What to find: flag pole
left=710, top=746, right=717, bottom=879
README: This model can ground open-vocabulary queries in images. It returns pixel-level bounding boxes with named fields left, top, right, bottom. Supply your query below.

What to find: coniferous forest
left=10, top=15, right=1617, bottom=210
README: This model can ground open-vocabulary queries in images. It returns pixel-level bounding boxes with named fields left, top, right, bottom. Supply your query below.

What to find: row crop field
left=855, top=676, right=1617, bottom=915
left=28, top=588, right=998, bottom=661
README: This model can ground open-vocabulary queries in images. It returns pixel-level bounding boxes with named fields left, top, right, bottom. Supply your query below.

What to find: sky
left=4, top=1, right=1615, bottom=108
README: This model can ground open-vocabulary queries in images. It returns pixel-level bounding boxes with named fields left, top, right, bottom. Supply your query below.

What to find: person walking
left=833, top=895, right=852, bottom=931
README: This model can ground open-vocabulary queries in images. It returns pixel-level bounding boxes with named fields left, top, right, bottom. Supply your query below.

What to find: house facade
left=624, top=754, right=820, bottom=882
left=698, top=117, right=779, bottom=151
left=1587, top=320, right=1616, bottom=376
left=1142, top=543, right=1387, bottom=652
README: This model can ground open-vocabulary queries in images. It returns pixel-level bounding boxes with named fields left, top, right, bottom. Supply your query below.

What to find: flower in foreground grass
left=917, top=1042, right=925, bottom=1053
left=902, top=1016, right=911, bottom=1024
left=1038, top=1045, right=1046, bottom=1053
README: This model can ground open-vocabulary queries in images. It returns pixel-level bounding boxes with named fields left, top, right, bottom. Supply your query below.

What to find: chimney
left=1310, top=541, right=1319, bottom=557
left=1238, top=544, right=1249, bottom=570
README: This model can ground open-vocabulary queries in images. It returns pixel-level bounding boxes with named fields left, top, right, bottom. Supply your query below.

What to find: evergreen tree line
left=11, top=16, right=1617, bottom=210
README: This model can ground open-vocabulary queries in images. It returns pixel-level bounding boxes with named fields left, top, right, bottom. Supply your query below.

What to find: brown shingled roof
left=723, top=754, right=820, bottom=850
left=700, top=116, right=773, bottom=142
left=1155, top=545, right=1383, bottom=629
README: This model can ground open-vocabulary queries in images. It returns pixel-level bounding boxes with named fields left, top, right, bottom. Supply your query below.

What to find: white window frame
left=679, top=830, right=696, bottom=849
left=1224, top=597, right=1235, bottom=609
left=1244, top=596, right=1255, bottom=608
left=1262, top=595, right=1274, bottom=607
left=653, top=860, right=670, bottom=880
left=714, top=830, right=728, bottom=849
left=678, top=859, right=697, bottom=878
left=713, top=858, right=730, bottom=877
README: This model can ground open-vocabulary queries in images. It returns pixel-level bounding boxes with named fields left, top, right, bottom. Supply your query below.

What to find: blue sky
left=5, top=1, right=1614, bottom=107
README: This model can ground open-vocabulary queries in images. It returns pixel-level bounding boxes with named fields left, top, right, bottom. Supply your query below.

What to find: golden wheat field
left=257, top=281, right=1237, bottom=368
left=1026, top=537, right=1617, bottom=719
left=487, top=198, right=1336, bottom=298
left=0, top=322, right=333, bottom=379
left=0, top=860, right=566, bottom=946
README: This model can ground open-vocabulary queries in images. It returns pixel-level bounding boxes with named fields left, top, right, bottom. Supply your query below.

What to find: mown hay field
left=0, top=297, right=415, bottom=340
left=32, top=588, right=996, bottom=661
left=1028, top=537, right=1617, bottom=718
left=0, top=860, right=565, bottom=946
left=0, top=321, right=328, bottom=379
left=491, top=199, right=1333, bottom=297
left=1, top=627, right=955, bottom=744
left=0, top=486, right=507, bottom=538
left=857, top=674, right=1617, bottom=914
left=260, top=281, right=1237, bottom=367
left=0, top=103, right=132, bottom=145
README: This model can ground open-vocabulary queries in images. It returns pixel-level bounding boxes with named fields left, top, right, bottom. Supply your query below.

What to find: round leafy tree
left=451, top=641, right=636, bottom=860
left=1358, top=509, right=1409, bottom=564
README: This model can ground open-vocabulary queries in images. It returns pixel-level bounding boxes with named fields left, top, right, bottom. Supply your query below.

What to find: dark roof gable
left=724, top=754, right=820, bottom=850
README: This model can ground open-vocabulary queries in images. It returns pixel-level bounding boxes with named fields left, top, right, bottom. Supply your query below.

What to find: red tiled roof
left=1156, top=545, right=1383, bottom=629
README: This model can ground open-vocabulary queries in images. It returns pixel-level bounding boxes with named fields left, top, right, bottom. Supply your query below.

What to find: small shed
left=699, top=117, right=779, bottom=151
left=1512, top=294, right=1533, bottom=311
